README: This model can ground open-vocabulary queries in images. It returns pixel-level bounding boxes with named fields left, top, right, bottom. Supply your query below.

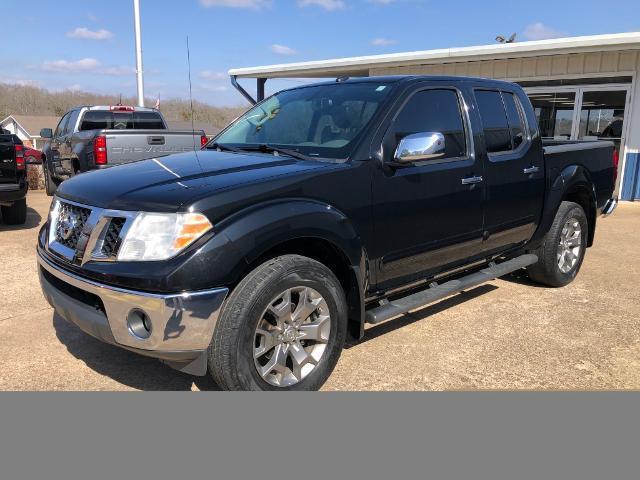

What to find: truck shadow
left=346, top=284, right=498, bottom=348
left=0, top=207, right=42, bottom=232
left=52, top=313, right=222, bottom=391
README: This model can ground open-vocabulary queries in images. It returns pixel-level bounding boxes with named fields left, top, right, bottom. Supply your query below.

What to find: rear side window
left=393, top=89, right=467, bottom=159
left=474, top=90, right=511, bottom=153
left=80, top=111, right=165, bottom=131
left=502, top=92, right=526, bottom=149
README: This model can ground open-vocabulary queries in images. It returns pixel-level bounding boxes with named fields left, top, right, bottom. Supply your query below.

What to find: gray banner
left=0, top=393, right=638, bottom=480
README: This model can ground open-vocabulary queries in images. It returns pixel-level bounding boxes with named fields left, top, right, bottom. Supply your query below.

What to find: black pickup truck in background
left=37, top=76, right=618, bottom=390
left=0, top=132, right=28, bottom=225
left=40, top=106, right=207, bottom=196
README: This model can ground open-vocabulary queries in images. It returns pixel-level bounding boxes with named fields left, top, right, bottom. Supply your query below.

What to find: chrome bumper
left=602, top=197, right=618, bottom=217
left=38, top=251, right=228, bottom=358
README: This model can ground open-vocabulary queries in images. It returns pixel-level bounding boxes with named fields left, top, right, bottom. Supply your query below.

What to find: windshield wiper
left=205, top=142, right=245, bottom=154
left=243, top=144, right=311, bottom=161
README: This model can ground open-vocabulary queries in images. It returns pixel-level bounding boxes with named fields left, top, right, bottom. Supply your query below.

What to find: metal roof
left=229, top=31, right=640, bottom=79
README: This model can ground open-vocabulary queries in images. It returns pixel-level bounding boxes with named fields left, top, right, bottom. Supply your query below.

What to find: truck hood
left=56, top=150, right=332, bottom=211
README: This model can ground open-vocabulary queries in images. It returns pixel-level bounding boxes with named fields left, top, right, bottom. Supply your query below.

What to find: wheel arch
left=531, top=164, right=597, bottom=248
left=216, top=199, right=368, bottom=340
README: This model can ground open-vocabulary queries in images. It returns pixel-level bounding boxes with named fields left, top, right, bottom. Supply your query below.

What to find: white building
left=0, top=115, right=59, bottom=150
left=229, top=31, right=640, bottom=201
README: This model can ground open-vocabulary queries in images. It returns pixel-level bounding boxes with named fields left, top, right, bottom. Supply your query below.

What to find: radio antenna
left=186, top=35, right=202, bottom=169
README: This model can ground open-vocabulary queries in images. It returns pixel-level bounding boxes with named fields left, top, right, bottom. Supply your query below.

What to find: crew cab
left=37, top=76, right=618, bottom=390
left=39, top=105, right=207, bottom=196
left=0, top=133, right=28, bottom=225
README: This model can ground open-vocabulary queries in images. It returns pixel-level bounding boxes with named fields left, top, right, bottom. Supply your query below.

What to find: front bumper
left=38, top=250, right=228, bottom=376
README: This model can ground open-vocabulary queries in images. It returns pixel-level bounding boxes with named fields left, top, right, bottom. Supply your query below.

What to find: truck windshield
left=79, top=111, right=165, bottom=131
left=213, top=82, right=392, bottom=159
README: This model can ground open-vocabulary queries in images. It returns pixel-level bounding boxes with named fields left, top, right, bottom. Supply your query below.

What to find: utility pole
left=133, top=0, right=145, bottom=107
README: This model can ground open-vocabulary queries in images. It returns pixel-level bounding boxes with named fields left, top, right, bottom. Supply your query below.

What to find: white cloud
left=67, top=84, right=82, bottom=92
left=40, top=58, right=101, bottom=73
left=270, top=44, right=297, bottom=55
left=101, top=66, right=136, bottom=76
left=199, top=70, right=227, bottom=80
left=371, top=37, right=396, bottom=46
left=297, top=0, right=345, bottom=11
left=199, top=0, right=269, bottom=9
left=522, top=23, right=566, bottom=41
left=66, top=27, right=113, bottom=40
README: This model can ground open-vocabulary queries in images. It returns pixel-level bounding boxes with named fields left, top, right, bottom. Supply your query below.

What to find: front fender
left=217, top=198, right=365, bottom=269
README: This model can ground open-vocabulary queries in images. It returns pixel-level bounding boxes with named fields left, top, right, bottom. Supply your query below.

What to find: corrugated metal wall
left=369, top=50, right=639, bottom=79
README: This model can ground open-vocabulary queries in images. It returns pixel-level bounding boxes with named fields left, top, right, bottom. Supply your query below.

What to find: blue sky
left=4, top=0, right=639, bottom=106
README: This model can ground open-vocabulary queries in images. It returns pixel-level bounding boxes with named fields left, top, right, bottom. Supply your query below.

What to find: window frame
left=386, top=85, right=474, bottom=166
left=63, top=109, right=81, bottom=136
left=473, top=87, right=532, bottom=160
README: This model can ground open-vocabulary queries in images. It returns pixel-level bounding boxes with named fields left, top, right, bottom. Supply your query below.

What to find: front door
left=50, top=112, right=71, bottom=173
left=372, top=87, right=485, bottom=289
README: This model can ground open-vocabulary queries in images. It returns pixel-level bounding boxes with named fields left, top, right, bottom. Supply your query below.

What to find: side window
left=502, top=92, right=526, bottom=149
left=54, top=113, right=70, bottom=138
left=64, top=110, right=81, bottom=135
left=474, top=90, right=511, bottom=153
left=393, top=89, right=467, bottom=159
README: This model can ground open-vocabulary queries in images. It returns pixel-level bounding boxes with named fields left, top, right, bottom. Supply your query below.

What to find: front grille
left=55, top=202, right=91, bottom=251
left=101, top=217, right=126, bottom=257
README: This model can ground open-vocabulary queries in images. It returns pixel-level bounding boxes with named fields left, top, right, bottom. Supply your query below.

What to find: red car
left=24, top=147, right=42, bottom=164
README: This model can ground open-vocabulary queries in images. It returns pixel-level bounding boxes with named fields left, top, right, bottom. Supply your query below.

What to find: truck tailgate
left=0, top=135, right=17, bottom=184
left=103, top=130, right=205, bottom=165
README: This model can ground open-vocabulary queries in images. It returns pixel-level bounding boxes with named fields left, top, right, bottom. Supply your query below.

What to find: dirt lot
left=1, top=191, right=639, bottom=391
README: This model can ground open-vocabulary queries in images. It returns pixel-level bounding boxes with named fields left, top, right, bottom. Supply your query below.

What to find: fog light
left=127, top=309, right=152, bottom=339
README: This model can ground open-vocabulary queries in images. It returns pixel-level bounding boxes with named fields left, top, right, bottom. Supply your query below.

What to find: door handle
left=461, top=175, right=483, bottom=185
left=523, top=166, right=540, bottom=175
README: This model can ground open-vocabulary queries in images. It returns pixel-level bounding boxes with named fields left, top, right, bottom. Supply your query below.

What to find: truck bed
left=542, top=139, right=616, bottom=209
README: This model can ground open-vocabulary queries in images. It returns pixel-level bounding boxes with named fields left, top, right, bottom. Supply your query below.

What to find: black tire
left=209, top=254, right=348, bottom=391
left=43, top=163, right=57, bottom=196
left=527, top=201, right=588, bottom=287
left=1, top=198, right=27, bottom=225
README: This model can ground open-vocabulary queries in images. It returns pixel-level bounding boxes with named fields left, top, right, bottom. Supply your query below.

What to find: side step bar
left=365, top=254, right=538, bottom=325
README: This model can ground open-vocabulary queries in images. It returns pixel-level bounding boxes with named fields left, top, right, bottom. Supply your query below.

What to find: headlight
left=117, top=212, right=213, bottom=261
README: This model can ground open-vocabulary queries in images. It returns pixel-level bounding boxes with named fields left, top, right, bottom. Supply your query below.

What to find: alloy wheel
left=557, top=217, right=582, bottom=274
left=253, top=286, right=331, bottom=387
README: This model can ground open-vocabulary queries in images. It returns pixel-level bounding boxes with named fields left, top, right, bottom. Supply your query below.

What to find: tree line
left=0, top=82, right=246, bottom=129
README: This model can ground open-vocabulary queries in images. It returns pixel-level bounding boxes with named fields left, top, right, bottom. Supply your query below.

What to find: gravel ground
left=1, top=191, right=638, bottom=391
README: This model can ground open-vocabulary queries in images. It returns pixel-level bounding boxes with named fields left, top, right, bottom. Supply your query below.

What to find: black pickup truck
left=0, top=132, right=28, bottom=225
left=37, top=76, right=618, bottom=390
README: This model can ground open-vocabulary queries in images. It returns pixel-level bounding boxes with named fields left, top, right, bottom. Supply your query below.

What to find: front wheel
left=209, top=255, right=348, bottom=391
left=43, top=163, right=58, bottom=196
left=527, top=201, right=588, bottom=287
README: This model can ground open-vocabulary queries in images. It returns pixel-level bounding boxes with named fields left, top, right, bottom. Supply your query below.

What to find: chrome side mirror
left=394, top=132, right=446, bottom=164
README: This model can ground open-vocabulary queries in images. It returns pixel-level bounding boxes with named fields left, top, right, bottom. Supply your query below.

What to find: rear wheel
left=1, top=198, right=27, bottom=225
left=209, top=255, right=348, bottom=391
left=527, top=201, right=588, bottom=287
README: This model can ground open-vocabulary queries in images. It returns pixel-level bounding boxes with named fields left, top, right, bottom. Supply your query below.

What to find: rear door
left=372, top=86, right=485, bottom=288
left=473, top=88, right=545, bottom=253
left=0, top=135, right=17, bottom=184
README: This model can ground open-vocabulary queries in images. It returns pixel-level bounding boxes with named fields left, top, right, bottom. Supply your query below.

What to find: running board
left=365, top=254, right=538, bottom=325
